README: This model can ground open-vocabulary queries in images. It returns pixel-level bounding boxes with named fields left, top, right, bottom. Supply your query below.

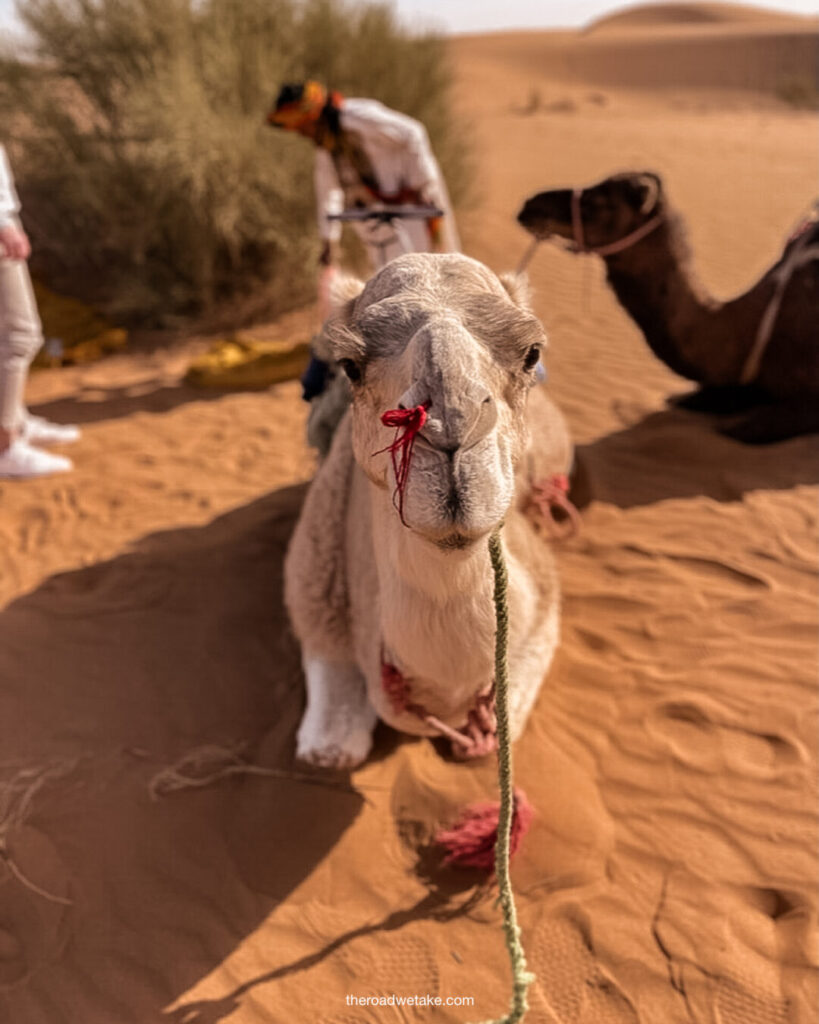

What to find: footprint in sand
left=0, top=826, right=73, bottom=989
left=654, top=870, right=796, bottom=1024
left=714, top=978, right=788, bottom=1024
left=648, top=696, right=804, bottom=778
left=337, top=931, right=440, bottom=1015
left=527, top=907, right=638, bottom=1023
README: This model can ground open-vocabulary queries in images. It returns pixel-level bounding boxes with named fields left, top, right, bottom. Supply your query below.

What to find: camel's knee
left=508, top=627, right=559, bottom=739
left=296, top=654, right=376, bottom=769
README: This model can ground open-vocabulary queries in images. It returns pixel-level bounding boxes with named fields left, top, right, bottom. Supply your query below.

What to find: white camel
left=284, top=253, right=572, bottom=769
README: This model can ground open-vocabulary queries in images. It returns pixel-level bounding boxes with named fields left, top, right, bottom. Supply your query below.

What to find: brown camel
left=517, top=171, right=819, bottom=443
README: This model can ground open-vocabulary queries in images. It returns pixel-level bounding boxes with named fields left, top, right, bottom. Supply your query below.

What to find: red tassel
left=381, top=658, right=426, bottom=717
left=529, top=473, right=581, bottom=539
left=373, top=402, right=430, bottom=526
left=435, top=788, right=533, bottom=871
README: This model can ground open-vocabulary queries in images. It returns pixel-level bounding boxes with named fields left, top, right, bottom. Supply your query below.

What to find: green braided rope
left=474, top=529, right=535, bottom=1024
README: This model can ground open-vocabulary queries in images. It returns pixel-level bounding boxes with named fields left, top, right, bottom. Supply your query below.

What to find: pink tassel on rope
left=435, top=788, right=534, bottom=871
left=529, top=473, right=581, bottom=539
left=374, top=401, right=430, bottom=526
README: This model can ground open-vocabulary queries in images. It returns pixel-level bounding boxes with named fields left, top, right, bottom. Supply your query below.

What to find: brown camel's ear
left=498, top=271, right=532, bottom=311
left=634, top=172, right=662, bottom=214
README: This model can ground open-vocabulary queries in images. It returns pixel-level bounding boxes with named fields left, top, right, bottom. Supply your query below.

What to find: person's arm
left=401, top=123, right=441, bottom=202
left=352, top=105, right=445, bottom=248
left=0, top=145, right=29, bottom=260
left=314, top=148, right=343, bottom=266
left=401, top=121, right=451, bottom=248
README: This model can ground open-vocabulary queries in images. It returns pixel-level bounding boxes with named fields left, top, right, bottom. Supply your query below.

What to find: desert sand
left=1, top=4, right=817, bottom=1022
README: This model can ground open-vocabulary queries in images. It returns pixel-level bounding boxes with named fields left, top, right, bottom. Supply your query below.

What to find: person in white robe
left=0, top=145, right=79, bottom=479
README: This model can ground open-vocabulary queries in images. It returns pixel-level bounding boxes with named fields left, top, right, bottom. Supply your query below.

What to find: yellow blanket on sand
left=32, top=281, right=127, bottom=367
left=185, top=336, right=310, bottom=389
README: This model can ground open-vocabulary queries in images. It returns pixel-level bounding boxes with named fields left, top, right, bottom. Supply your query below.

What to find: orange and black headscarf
left=267, top=80, right=343, bottom=131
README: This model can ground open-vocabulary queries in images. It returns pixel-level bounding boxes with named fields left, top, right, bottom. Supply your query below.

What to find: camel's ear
left=329, top=271, right=366, bottom=308
left=634, top=172, right=662, bottom=214
left=315, top=273, right=367, bottom=373
left=498, top=271, right=532, bottom=311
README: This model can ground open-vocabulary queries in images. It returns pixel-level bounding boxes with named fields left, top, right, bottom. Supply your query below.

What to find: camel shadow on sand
left=570, top=402, right=819, bottom=511
left=0, top=483, right=484, bottom=1023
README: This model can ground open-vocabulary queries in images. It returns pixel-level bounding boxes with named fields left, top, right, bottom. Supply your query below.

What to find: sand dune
left=587, top=1, right=813, bottom=30
left=454, top=4, right=818, bottom=96
left=1, top=6, right=817, bottom=1024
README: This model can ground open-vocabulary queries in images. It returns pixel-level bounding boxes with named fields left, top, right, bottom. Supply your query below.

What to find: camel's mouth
left=517, top=192, right=570, bottom=240
left=433, top=530, right=481, bottom=551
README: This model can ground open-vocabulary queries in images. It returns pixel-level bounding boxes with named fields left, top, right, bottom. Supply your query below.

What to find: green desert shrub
left=0, top=0, right=471, bottom=325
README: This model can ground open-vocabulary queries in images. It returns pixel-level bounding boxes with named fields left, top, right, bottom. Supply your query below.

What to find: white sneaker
left=0, top=439, right=73, bottom=479
left=23, top=413, right=81, bottom=445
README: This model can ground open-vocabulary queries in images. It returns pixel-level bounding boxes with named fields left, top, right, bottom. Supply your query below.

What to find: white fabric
left=0, top=256, right=43, bottom=431
left=314, top=98, right=460, bottom=264
left=0, top=438, right=72, bottom=478
left=0, top=145, right=20, bottom=229
left=23, top=413, right=81, bottom=446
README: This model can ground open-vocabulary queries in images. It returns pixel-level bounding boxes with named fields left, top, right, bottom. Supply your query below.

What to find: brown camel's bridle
left=517, top=186, right=665, bottom=272
left=569, top=187, right=666, bottom=256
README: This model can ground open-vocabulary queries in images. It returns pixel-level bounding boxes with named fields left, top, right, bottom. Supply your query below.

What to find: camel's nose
left=418, top=392, right=497, bottom=458
left=518, top=190, right=570, bottom=235
left=517, top=196, right=538, bottom=226
left=397, top=318, right=497, bottom=454
left=517, top=193, right=548, bottom=228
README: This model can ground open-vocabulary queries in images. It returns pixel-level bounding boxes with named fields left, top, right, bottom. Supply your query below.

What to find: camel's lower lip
left=435, top=531, right=476, bottom=550
left=518, top=218, right=551, bottom=239
left=426, top=528, right=488, bottom=551
left=401, top=517, right=486, bottom=549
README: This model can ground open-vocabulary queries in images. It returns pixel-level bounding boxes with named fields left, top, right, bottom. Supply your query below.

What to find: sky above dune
left=394, top=0, right=818, bottom=32
left=0, top=0, right=815, bottom=36
left=393, top=0, right=814, bottom=32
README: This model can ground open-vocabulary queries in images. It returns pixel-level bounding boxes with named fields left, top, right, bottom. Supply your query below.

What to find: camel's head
left=321, top=253, right=545, bottom=549
left=517, top=171, right=665, bottom=253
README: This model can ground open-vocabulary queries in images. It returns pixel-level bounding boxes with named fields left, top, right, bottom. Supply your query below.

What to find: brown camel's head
left=320, top=253, right=546, bottom=549
left=517, top=171, right=664, bottom=253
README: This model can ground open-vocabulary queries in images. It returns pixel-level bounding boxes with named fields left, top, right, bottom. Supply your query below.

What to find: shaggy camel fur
left=284, top=254, right=572, bottom=769
left=518, top=172, right=819, bottom=443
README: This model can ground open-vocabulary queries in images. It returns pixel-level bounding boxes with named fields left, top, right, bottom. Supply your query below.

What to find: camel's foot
left=670, top=384, right=769, bottom=415
left=296, top=655, right=376, bottom=769
left=452, top=694, right=498, bottom=761
left=720, top=398, right=819, bottom=444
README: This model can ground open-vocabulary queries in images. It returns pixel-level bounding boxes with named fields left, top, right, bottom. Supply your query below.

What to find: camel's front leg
left=296, top=653, right=377, bottom=769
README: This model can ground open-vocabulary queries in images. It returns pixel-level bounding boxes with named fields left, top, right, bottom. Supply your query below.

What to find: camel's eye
left=339, top=358, right=362, bottom=384
left=523, top=345, right=540, bottom=372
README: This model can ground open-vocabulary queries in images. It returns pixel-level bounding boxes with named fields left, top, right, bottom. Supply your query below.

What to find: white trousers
left=0, top=258, right=42, bottom=431
left=355, top=218, right=437, bottom=271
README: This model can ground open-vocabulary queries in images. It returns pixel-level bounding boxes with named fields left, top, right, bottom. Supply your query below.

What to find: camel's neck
left=372, top=493, right=494, bottom=601
left=602, top=212, right=753, bottom=384
left=370, top=490, right=498, bottom=689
